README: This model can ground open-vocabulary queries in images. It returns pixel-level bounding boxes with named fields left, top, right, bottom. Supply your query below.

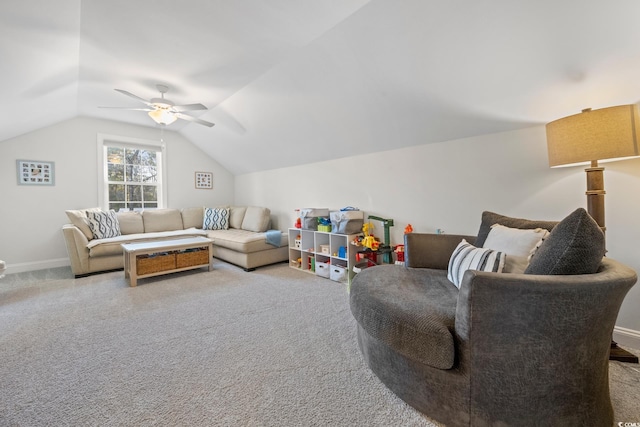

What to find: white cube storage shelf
left=288, top=228, right=359, bottom=285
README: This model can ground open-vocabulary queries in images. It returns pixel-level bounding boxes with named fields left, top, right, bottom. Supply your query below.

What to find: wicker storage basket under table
left=176, top=248, right=209, bottom=269
left=121, top=237, right=213, bottom=287
left=136, top=253, right=177, bottom=276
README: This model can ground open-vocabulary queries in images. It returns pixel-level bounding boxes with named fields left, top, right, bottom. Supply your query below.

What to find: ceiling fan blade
left=175, top=113, right=215, bottom=127
left=114, top=89, right=152, bottom=106
left=173, top=103, right=208, bottom=112
left=98, top=106, right=153, bottom=111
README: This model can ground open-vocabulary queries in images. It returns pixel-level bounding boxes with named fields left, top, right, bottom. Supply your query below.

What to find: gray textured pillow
left=476, top=211, right=557, bottom=247
left=525, top=208, right=605, bottom=275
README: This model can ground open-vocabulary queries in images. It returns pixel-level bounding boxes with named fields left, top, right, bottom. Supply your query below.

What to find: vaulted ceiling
left=3, top=0, right=640, bottom=174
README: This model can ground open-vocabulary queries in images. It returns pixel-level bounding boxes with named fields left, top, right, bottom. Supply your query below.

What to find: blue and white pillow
left=203, top=207, right=230, bottom=230
left=87, top=210, right=121, bottom=239
left=447, top=239, right=505, bottom=288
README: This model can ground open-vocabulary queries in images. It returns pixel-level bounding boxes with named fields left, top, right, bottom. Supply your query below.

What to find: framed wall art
left=17, top=159, right=55, bottom=186
left=195, top=171, right=213, bottom=189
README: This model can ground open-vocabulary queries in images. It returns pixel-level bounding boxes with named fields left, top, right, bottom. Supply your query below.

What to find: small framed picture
left=17, top=160, right=55, bottom=186
left=195, top=171, right=213, bottom=189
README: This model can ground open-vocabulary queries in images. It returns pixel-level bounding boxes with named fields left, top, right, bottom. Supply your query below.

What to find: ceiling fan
left=101, top=84, right=215, bottom=127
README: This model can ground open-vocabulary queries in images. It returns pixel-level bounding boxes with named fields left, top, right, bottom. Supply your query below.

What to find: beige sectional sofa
left=62, top=206, right=288, bottom=277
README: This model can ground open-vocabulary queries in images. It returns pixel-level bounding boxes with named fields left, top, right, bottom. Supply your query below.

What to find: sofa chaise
left=349, top=208, right=637, bottom=426
left=63, top=206, right=288, bottom=277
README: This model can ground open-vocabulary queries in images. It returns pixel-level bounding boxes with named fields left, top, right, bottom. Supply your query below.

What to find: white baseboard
left=4, top=258, right=70, bottom=275
left=613, top=326, right=640, bottom=350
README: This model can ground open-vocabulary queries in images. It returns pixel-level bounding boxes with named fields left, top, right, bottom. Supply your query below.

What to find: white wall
left=235, top=125, right=640, bottom=338
left=0, top=116, right=234, bottom=273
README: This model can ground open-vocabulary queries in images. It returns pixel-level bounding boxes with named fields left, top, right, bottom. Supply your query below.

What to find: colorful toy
left=368, top=216, right=394, bottom=263
left=394, top=244, right=405, bottom=265
left=294, top=209, right=302, bottom=228
left=404, top=224, right=413, bottom=234
left=361, top=222, right=379, bottom=251
left=317, top=216, right=331, bottom=232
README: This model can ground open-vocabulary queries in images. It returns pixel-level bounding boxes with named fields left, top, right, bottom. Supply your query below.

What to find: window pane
left=126, top=185, right=141, bottom=202
left=126, top=165, right=143, bottom=182
left=109, top=202, right=126, bottom=211
left=109, top=184, right=125, bottom=201
left=143, top=185, right=157, bottom=202
left=129, top=202, right=143, bottom=210
left=143, top=202, right=158, bottom=209
left=108, top=164, right=124, bottom=181
left=140, top=166, right=157, bottom=182
left=124, top=148, right=140, bottom=165
left=142, top=150, right=157, bottom=167
left=107, top=147, right=124, bottom=164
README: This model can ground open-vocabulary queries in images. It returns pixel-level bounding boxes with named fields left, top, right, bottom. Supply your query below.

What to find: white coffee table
left=122, top=237, right=213, bottom=286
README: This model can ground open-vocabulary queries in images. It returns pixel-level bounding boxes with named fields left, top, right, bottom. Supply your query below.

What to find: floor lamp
left=546, top=104, right=640, bottom=363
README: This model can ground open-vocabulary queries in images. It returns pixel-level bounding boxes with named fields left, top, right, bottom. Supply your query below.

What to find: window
left=97, top=134, right=166, bottom=211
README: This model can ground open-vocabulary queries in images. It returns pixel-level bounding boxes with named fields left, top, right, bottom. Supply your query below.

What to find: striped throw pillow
left=203, top=207, right=230, bottom=230
left=447, top=239, right=505, bottom=288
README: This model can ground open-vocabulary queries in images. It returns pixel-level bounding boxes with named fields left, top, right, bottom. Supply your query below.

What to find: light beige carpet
left=1, top=262, right=638, bottom=426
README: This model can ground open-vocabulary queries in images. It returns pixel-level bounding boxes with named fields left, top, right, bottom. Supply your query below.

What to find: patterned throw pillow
left=447, top=239, right=505, bottom=288
left=87, top=210, right=121, bottom=239
left=203, top=207, right=230, bottom=230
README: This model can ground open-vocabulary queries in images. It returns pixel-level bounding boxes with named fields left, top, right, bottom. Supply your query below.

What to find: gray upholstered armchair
left=350, top=209, right=637, bottom=426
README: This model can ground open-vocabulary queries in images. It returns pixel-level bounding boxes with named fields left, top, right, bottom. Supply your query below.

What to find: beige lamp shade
left=546, top=104, right=640, bottom=167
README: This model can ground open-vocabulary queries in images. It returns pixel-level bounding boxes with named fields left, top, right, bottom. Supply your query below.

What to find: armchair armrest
left=62, top=224, right=90, bottom=276
left=454, top=259, right=637, bottom=421
left=404, top=233, right=476, bottom=270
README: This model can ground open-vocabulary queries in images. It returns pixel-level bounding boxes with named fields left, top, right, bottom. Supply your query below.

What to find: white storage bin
left=330, top=265, right=347, bottom=283
left=316, top=261, right=330, bottom=278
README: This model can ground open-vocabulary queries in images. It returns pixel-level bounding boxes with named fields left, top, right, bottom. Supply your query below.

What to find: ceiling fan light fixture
left=148, top=108, right=177, bottom=125
left=105, top=84, right=213, bottom=127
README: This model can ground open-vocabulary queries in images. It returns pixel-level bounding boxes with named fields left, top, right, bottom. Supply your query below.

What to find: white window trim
left=96, top=133, right=168, bottom=210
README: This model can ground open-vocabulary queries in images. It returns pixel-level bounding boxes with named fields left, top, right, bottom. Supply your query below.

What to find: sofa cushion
left=205, top=228, right=286, bottom=253
left=116, top=211, right=144, bottom=235
left=181, top=207, right=204, bottom=229
left=66, top=208, right=102, bottom=240
left=142, top=209, right=183, bottom=232
left=447, top=239, right=505, bottom=288
left=241, top=206, right=270, bottom=232
left=87, top=210, right=121, bottom=239
left=482, top=224, right=548, bottom=258
left=87, top=228, right=207, bottom=257
left=229, top=206, right=247, bottom=229
left=203, top=207, right=230, bottom=230
left=350, top=265, right=459, bottom=370
left=525, top=208, right=605, bottom=275
left=476, top=211, right=557, bottom=248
